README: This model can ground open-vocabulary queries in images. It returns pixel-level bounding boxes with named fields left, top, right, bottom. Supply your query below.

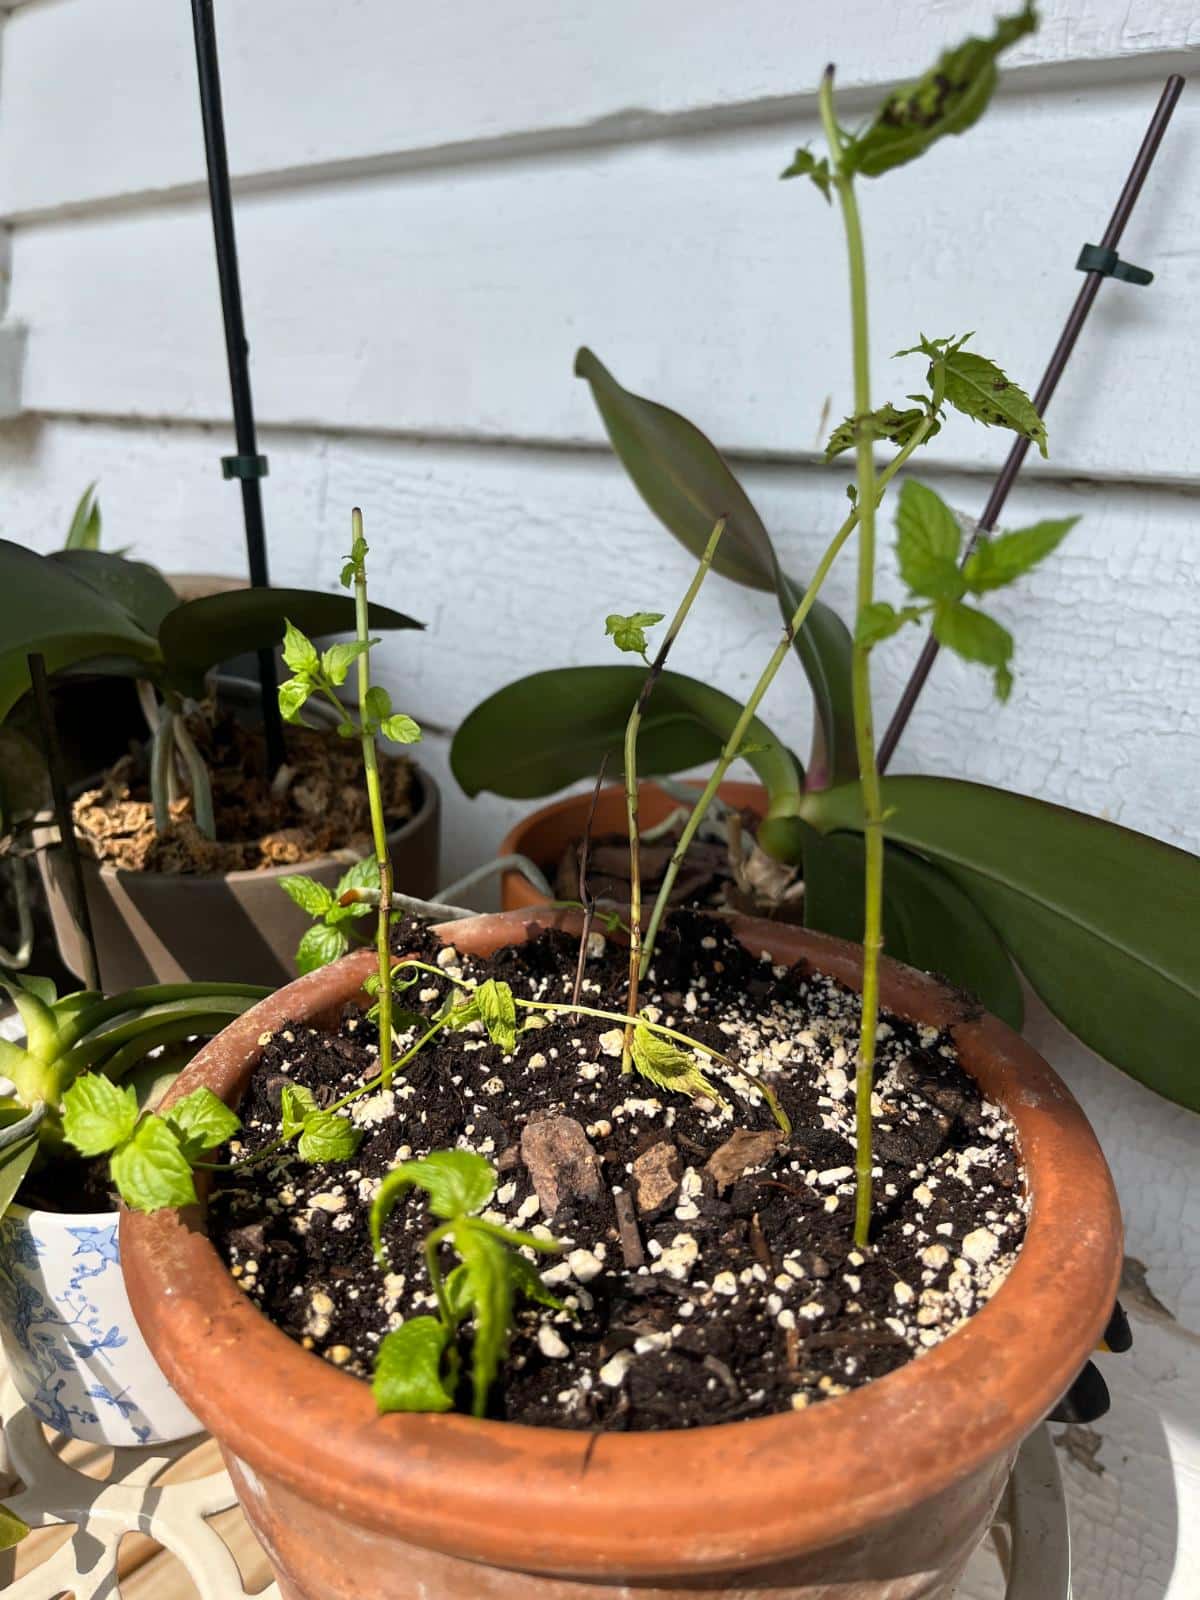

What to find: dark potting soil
left=209, top=915, right=1026, bottom=1431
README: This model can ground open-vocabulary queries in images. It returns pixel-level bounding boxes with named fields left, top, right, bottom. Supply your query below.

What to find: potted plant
left=0, top=963, right=269, bottom=1516
left=0, top=531, right=441, bottom=989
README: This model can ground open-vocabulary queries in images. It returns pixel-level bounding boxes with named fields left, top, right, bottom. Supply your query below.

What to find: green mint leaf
left=380, top=713, right=422, bottom=746
left=279, top=875, right=335, bottom=919
left=164, top=1086, right=240, bottom=1161
left=604, top=611, right=664, bottom=659
left=62, top=1073, right=139, bottom=1157
left=846, top=4, right=1036, bottom=178
left=475, top=979, right=517, bottom=1055
left=824, top=403, right=934, bottom=462
left=896, top=480, right=966, bottom=601
left=372, top=1316, right=454, bottom=1414
left=454, top=1219, right=515, bottom=1417
left=780, top=146, right=832, bottom=201
left=321, top=638, right=374, bottom=688
left=281, top=620, right=320, bottom=677
left=295, top=923, right=349, bottom=975
left=339, top=560, right=356, bottom=589
left=297, top=1109, right=363, bottom=1164
left=0, top=1501, right=30, bottom=1550
left=280, top=1083, right=319, bottom=1140
left=278, top=676, right=313, bottom=726
left=920, top=335, right=1047, bottom=456
left=963, top=516, right=1078, bottom=593
left=630, top=1023, right=724, bottom=1106
left=371, top=1150, right=497, bottom=1264
left=932, top=600, right=1015, bottom=701
left=336, top=855, right=379, bottom=898
left=110, top=1115, right=198, bottom=1213
left=509, top=1251, right=566, bottom=1312
left=856, top=601, right=925, bottom=649
left=365, top=684, right=392, bottom=723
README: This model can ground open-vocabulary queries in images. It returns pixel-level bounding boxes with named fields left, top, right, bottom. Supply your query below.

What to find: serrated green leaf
left=824, top=403, right=934, bottom=462
left=0, top=1500, right=30, bottom=1549
left=910, top=336, right=1047, bottom=456
left=847, top=4, right=1036, bottom=178
left=963, top=517, right=1078, bottom=592
left=279, top=875, right=335, bottom=918
left=856, top=601, right=925, bottom=649
left=295, top=923, right=348, bottom=975
left=780, top=146, right=832, bottom=200
left=321, top=637, right=374, bottom=687
left=605, top=611, right=663, bottom=658
left=61, top=1073, right=138, bottom=1157
left=476, top=980, right=517, bottom=1054
left=278, top=676, right=313, bottom=725
left=297, top=1110, right=363, bottom=1163
left=454, top=1219, right=514, bottom=1417
left=373, top=1317, right=454, bottom=1414
left=932, top=601, right=1014, bottom=700
left=164, top=1086, right=240, bottom=1160
left=371, top=1151, right=497, bottom=1263
left=896, top=480, right=965, bottom=601
left=380, top=713, right=421, bottom=745
left=110, top=1115, right=197, bottom=1213
left=281, top=620, right=319, bottom=677
left=336, top=856, right=379, bottom=897
left=630, top=1023, right=724, bottom=1106
left=280, top=1082, right=319, bottom=1140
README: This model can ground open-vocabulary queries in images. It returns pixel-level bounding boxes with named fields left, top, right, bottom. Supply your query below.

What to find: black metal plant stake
left=877, top=74, right=1186, bottom=772
left=189, top=0, right=285, bottom=772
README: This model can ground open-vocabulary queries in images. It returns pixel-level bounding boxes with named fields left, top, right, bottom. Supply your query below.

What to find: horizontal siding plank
left=8, top=80, right=1194, bottom=481
left=0, top=0, right=1195, bottom=219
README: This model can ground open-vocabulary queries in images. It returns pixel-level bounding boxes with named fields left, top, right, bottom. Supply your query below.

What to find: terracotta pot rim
left=121, top=908, right=1121, bottom=1578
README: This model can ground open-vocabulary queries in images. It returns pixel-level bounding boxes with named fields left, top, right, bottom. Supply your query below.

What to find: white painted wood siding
left=0, top=6, right=1197, bottom=1595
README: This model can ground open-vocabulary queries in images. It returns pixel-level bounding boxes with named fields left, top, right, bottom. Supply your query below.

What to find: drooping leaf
left=846, top=4, right=1037, bottom=178
left=64, top=482, right=102, bottom=550
left=932, top=601, right=1014, bottom=700
left=163, top=1086, right=240, bottom=1160
left=802, top=832, right=1023, bottom=1026
left=61, top=1074, right=139, bottom=1156
left=280, top=1083, right=319, bottom=1140
left=780, top=145, right=832, bottom=200
left=373, top=1317, right=455, bottom=1414
left=48, top=549, right=179, bottom=637
left=895, top=480, right=964, bottom=600
left=448, top=979, right=520, bottom=1055
left=110, top=1114, right=198, bottom=1212
left=802, top=776, right=1200, bottom=1110
left=824, top=403, right=936, bottom=462
left=157, top=588, right=422, bottom=699
left=963, top=517, right=1078, bottom=592
left=630, top=1023, right=724, bottom=1106
left=574, top=348, right=857, bottom=785
left=370, top=1151, right=497, bottom=1263
left=0, top=540, right=160, bottom=720
left=451, top=665, right=803, bottom=824
left=296, top=1110, right=362, bottom=1164
left=295, top=923, right=348, bottom=975
left=453, top=1219, right=515, bottom=1417
left=279, top=876, right=335, bottom=918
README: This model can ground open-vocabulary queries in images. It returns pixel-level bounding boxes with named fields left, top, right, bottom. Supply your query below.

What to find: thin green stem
left=821, top=67, right=880, bottom=1251
left=620, top=517, right=726, bottom=1069
left=351, top=508, right=395, bottom=1089
left=638, top=419, right=931, bottom=982
left=426, top=1221, right=455, bottom=1328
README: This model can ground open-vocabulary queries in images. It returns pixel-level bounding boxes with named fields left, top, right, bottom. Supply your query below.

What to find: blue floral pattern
left=0, top=1212, right=158, bottom=1443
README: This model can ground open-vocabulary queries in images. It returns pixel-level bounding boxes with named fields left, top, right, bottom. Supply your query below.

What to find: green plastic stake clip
left=1076, top=243, right=1153, bottom=286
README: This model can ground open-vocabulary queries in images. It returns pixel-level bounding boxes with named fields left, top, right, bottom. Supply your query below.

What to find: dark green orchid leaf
left=157, top=588, right=423, bottom=699
left=802, top=831, right=1022, bottom=1027
left=575, top=348, right=857, bottom=788
left=0, top=539, right=160, bottom=720
left=49, top=549, right=180, bottom=637
left=452, top=665, right=803, bottom=824
left=803, top=776, right=1200, bottom=1109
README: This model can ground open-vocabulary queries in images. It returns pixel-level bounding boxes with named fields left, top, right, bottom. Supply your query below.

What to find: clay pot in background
left=497, top=780, right=766, bottom=911
left=122, top=909, right=1121, bottom=1600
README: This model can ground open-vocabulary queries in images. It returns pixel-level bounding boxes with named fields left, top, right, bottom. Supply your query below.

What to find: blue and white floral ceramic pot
left=0, top=1203, right=200, bottom=1444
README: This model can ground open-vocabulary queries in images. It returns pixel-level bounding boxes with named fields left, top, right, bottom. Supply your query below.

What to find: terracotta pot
left=498, top=780, right=766, bottom=911
left=122, top=909, right=1121, bottom=1599
left=35, top=677, right=442, bottom=990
